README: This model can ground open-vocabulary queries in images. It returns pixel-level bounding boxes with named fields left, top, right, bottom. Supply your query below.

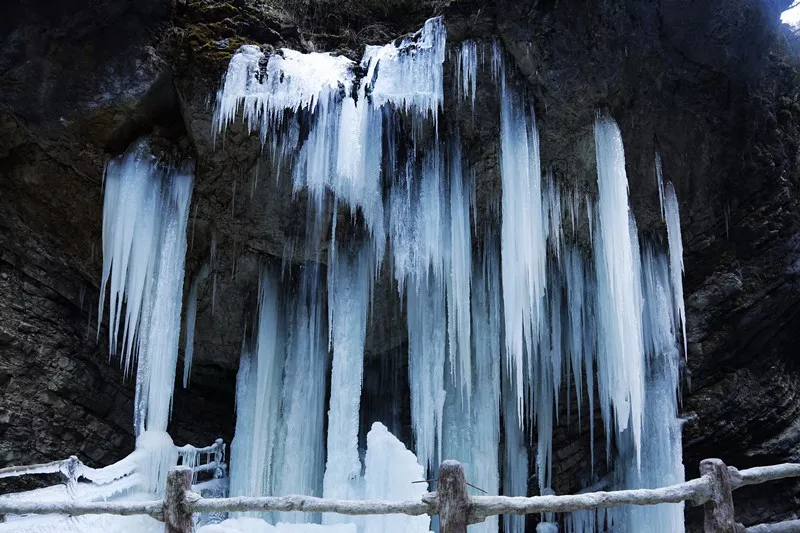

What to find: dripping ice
left=0, top=16, right=696, bottom=533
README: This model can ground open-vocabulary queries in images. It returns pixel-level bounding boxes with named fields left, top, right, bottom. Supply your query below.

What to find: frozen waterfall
left=71, top=15, right=689, bottom=533
left=210, top=21, right=687, bottom=533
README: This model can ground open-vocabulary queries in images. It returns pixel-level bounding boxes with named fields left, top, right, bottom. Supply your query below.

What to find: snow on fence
left=0, top=439, right=226, bottom=486
left=2, top=457, right=800, bottom=532
left=0, top=438, right=227, bottom=523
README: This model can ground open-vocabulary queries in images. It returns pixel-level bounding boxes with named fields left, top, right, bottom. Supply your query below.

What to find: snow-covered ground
left=0, top=514, right=162, bottom=533
left=197, top=519, right=357, bottom=533
left=782, top=3, right=800, bottom=26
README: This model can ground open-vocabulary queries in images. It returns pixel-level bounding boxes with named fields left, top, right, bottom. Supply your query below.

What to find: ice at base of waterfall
left=198, top=520, right=358, bottom=533
left=0, top=513, right=162, bottom=533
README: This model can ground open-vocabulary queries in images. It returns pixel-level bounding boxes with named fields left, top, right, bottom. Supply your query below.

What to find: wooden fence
left=2, top=457, right=800, bottom=532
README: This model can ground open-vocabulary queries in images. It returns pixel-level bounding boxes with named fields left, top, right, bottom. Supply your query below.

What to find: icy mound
left=362, top=422, right=431, bottom=533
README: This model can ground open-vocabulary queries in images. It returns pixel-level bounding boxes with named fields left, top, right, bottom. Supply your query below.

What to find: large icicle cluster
left=68, top=15, right=689, bottom=533
left=98, top=140, right=193, bottom=496
left=210, top=22, right=689, bottom=533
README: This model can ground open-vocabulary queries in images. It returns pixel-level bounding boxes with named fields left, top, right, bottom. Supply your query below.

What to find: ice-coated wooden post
left=164, top=467, right=193, bottom=533
left=438, top=460, right=470, bottom=533
left=700, top=458, right=737, bottom=533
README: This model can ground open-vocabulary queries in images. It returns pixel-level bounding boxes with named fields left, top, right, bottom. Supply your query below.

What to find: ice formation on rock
left=98, top=140, right=192, bottom=437
left=496, top=48, right=548, bottom=422
left=44, top=17, right=692, bottom=533
left=593, top=115, right=646, bottom=467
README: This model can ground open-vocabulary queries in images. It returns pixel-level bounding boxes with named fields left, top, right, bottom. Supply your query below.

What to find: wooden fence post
left=700, top=458, right=737, bottom=533
left=438, top=460, right=470, bottom=533
left=164, top=467, right=193, bottom=533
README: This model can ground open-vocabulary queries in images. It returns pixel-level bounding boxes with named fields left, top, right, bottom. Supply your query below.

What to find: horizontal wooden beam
left=188, top=493, right=438, bottom=516
left=468, top=477, right=712, bottom=521
left=746, top=519, right=800, bottom=532
left=730, top=464, right=800, bottom=490
left=0, top=499, right=163, bottom=519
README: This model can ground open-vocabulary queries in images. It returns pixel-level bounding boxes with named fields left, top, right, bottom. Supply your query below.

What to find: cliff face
left=2, top=0, right=800, bottom=528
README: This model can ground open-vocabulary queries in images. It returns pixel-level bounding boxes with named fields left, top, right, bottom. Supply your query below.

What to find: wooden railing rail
left=1, top=457, right=799, bottom=532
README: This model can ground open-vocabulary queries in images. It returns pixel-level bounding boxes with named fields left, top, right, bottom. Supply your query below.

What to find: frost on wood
left=469, top=477, right=712, bottom=520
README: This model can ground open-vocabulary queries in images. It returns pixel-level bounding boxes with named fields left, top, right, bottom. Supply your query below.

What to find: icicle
left=407, top=274, right=447, bottom=471
left=664, top=182, right=686, bottom=358
left=388, top=148, right=446, bottom=293
left=544, top=171, right=563, bottom=263
left=455, top=40, right=478, bottom=110
left=497, top=54, right=547, bottom=423
left=586, top=194, right=594, bottom=239
left=491, top=40, right=503, bottom=83
left=593, top=115, right=645, bottom=468
left=322, top=244, right=371, bottom=513
left=655, top=153, right=686, bottom=355
left=141, top=165, right=193, bottom=434
left=655, top=152, right=666, bottom=221
left=98, top=139, right=193, bottom=436
left=565, top=247, right=585, bottom=428
left=446, top=137, right=472, bottom=401
left=183, top=264, right=209, bottom=388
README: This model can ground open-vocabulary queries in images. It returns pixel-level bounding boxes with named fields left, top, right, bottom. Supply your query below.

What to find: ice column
left=502, top=358, right=529, bottom=533
left=229, top=347, right=256, bottom=499
left=446, top=139, right=473, bottom=401
left=623, top=243, right=685, bottom=533
left=99, top=139, right=193, bottom=439
left=442, top=241, right=501, bottom=533
left=497, top=57, right=547, bottom=421
left=272, top=268, right=328, bottom=523
left=593, top=115, right=645, bottom=466
left=229, top=267, right=286, bottom=501
left=407, top=275, right=447, bottom=471
left=322, top=244, right=371, bottom=510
